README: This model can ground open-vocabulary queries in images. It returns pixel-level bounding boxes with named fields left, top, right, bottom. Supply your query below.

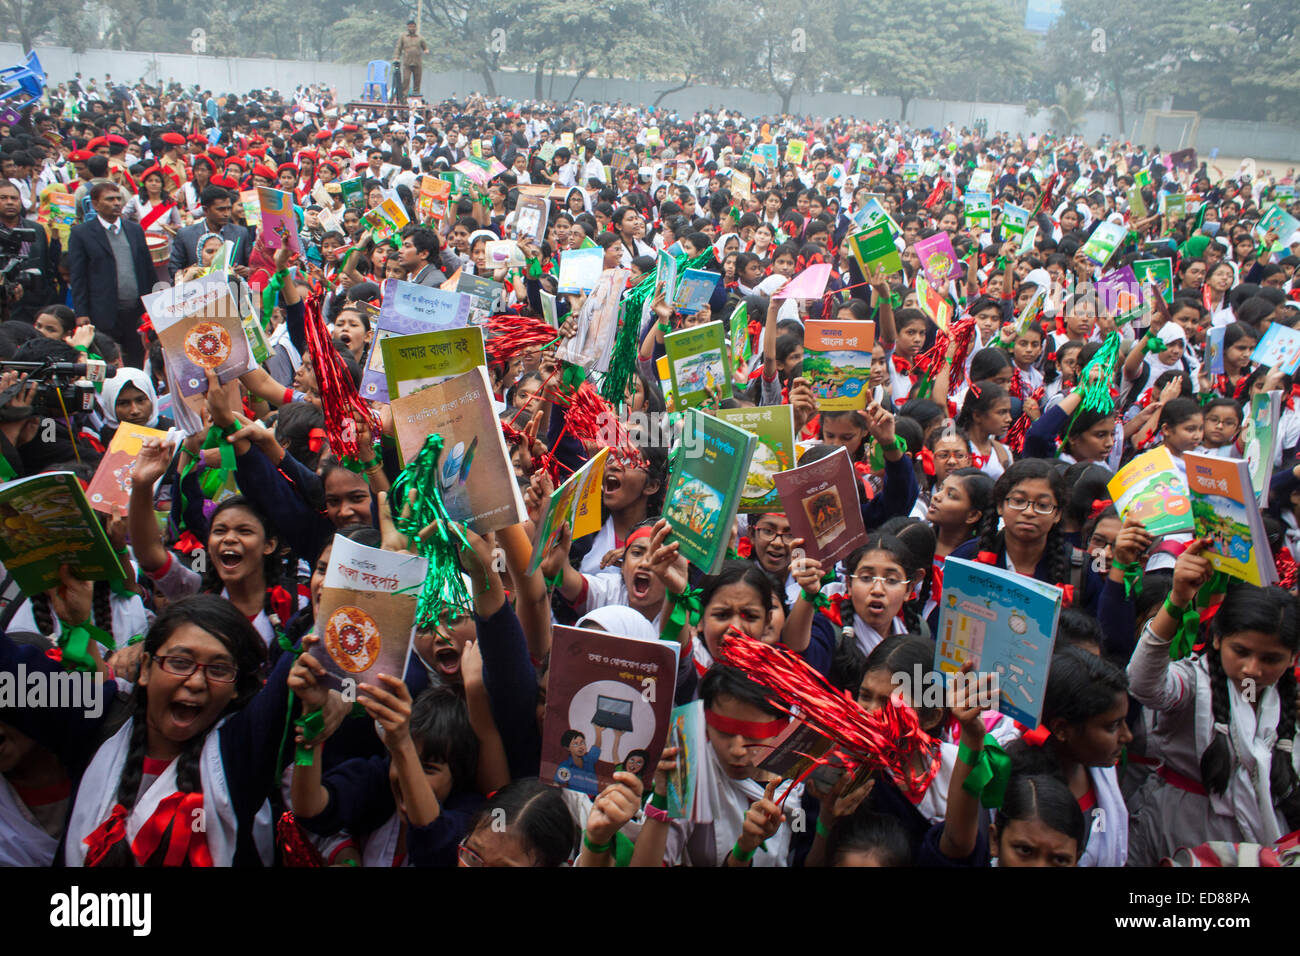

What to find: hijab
left=99, top=367, right=160, bottom=428
left=1145, top=320, right=1187, bottom=377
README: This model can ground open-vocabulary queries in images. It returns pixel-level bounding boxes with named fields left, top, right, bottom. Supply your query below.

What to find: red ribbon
left=131, top=791, right=213, bottom=866
left=1088, top=498, right=1114, bottom=520
left=83, top=803, right=130, bottom=867
left=703, top=708, right=790, bottom=740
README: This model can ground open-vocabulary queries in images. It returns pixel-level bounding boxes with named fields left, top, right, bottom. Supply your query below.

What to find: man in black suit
left=67, top=180, right=157, bottom=367
left=168, top=184, right=251, bottom=282
left=0, top=179, right=57, bottom=324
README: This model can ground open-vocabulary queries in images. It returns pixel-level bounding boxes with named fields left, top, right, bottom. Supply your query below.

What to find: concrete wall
left=6, top=42, right=1298, bottom=162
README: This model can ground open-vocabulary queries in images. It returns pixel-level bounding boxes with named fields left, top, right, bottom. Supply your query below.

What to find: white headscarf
left=1145, top=321, right=1187, bottom=378
left=98, top=367, right=160, bottom=428
left=577, top=605, right=657, bottom=642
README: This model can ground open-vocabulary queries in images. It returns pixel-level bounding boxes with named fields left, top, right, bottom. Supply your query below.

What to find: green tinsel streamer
left=1058, top=331, right=1121, bottom=456
left=388, top=433, right=475, bottom=629
left=599, top=247, right=718, bottom=408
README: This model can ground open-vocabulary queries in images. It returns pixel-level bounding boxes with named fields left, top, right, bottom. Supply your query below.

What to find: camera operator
left=0, top=338, right=102, bottom=477
left=0, top=180, right=56, bottom=326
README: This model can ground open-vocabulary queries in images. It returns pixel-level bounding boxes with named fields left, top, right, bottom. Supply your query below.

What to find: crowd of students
left=1, top=76, right=1299, bottom=869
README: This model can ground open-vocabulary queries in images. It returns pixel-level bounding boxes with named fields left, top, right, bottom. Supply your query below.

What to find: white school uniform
left=0, top=773, right=61, bottom=866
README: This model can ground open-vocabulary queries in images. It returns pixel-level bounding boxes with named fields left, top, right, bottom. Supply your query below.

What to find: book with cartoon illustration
left=1133, top=257, right=1174, bottom=304
left=0, top=472, right=126, bottom=595
left=1184, top=452, right=1277, bottom=587
left=663, top=408, right=757, bottom=574
left=86, top=422, right=170, bottom=515
left=1242, top=390, right=1281, bottom=506
left=380, top=325, right=486, bottom=401
left=935, top=557, right=1063, bottom=729
left=773, top=446, right=867, bottom=565
left=713, top=404, right=795, bottom=513
left=673, top=269, right=720, bottom=316
left=526, top=448, right=610, bottom=577
left=802, top=319, right=875, bottom=412
left=1106, top=447, right=1194, bottom=539
left=847, top=222, right=902, bottom=276
left=360, top=281, right=473, bottom=403
left=309, top=534, right=426, bottom=692
left=256, top=186, right=302, bottom=255
left=1080, top=221, right=1128, bottom=268
left=664, top=700, right=713, bottom=822
left=1001, top=203, right=1029, bottom=236
left=541, top=625, right=680, bottom=797
left=1251, top=322, right=1300, bottom=375
left=145, top=275, right=255, bottom=402
left=389, top=366, right=526, bottom=533
left=665, top=321, right=732, bottom=410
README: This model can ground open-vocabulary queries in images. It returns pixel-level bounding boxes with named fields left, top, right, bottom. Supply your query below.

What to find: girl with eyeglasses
left=0, top=594, right=318, bottom=866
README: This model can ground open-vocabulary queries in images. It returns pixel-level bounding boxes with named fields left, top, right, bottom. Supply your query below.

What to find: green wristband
left=1163, top=595, right=1190, bottom=618
left=582, top=830, right=612, bottom=854
left=730, top=842, right=756, bottom=863
left=650, top=790, right=668, bottom=811
left=657, top=321, right=671, bottom=334
left=956, top=739, right=984, bottom=767
left=815, top=816, right=831, bottom=839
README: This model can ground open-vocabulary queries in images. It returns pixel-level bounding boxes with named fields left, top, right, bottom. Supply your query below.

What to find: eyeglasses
left=1088, top=534, right=1116, bottom=551
left=457, top=839, right=485, bottom=867
left=851, top=574, right=909, bottom=590
left=753, top=527, right=794, bottom=544
left=152, top=655, right=238, bottom=684
left=1003, top=496, right=1057, bottom=516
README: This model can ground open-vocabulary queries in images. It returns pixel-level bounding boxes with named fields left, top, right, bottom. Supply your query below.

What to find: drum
left=146, top=234, right=170, bottom=264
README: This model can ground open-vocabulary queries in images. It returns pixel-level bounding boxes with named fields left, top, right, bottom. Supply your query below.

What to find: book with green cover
left=665, top=321, right=732, bottom=409
left=963, top=191, right=991, bottom=229
left=1184, top=452, right=1277, bottom=587
left=1126, top=184, right=1147, bottom=219
left=847, top=223, right=902, bottom=276
left=1162, top=192, right=1186, bottom=221
left=1133, top=257, right=1174, bottom=304
left=663, top=409, right=757, bottom=574
left=1001, top=203, right=1029, bottom=237
left=713, top=404, right=796, bottom=513
left=0, top=472, right=125, bottom=595
left=339, top=177, right=365, bottom=211
left=381, top=326, right=486, bottom=400
left=1255, top=203, right=1300, bottom=254
left=1080, top=221, right=1128, bottom=268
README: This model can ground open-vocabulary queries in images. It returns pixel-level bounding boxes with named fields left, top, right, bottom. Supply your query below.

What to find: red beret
left=319, top=160, right=340, bottom=177
left=297, top=149, right=318, bottom=161
left=86, top=136, right=107, bottom=149
left=191, top=153, right=215, bottom=171
left=253, top=164, right=277, bottom=181
left=341, top=124, right=358, bottom=133
left=225, top=156, right=247, bottom=169
left=209, top=175, right=239, bottom=190
left=68, top=149, right=94, bottom=162
left=187, top=134, right=207, bottom=144
left=329, top=148, right=351, bottom=159
left=161, top=132, right=185, bottom=146
left=314, top=129, right=332, bottom=141
left=207, top=145, right=228, bottom=159
left=276, top=162, right=299, bottom=176
left=106, top=134, right=129, bottom=146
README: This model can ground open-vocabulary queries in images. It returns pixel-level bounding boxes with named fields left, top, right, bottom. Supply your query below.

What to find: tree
left=0, top=0, right=61, bottom=50
left=1046, top=83, right=1087, bottom=133
left=845, top=0, right=1034, bottom=120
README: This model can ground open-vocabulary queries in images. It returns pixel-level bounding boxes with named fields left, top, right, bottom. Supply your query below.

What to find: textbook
left=665, top=700, right=713, bottom=822
left=774, top=263, right=831, bottom=300
left=653, top=248, right=679, bottom=307
left=1001, top=202, right=1029, bottom=237
left=1162, top=192, right=1186, bottom=222
left=239, top=189, right=261, bottom=228
left=338, top=177, right=365, bottom=211
left=1096, top=265, right=1144, bottom=326
left=389, top=366, right=527, bottom=533
left=1080, top=221, right=1128, bottom=268
left=361, top=281, right=472, bottom=403
left=665, top=320, right=732, bottom=410
left=86, top=421, right=170, bottom=515
left=1133, top=257, right=1174, bottom=304
left=914, top=232, right=959, bottom=292
left=1126, top=184, right=1148, bottom=220
left=802, top=319, right=875, bottom=412
left=964, top=191, right=991, bottom=229
left=513, top=194, right=549, bottom=242
left=556, top=245, right=603, bottom=294
left=846, top=222, right=902, bottom=275
left=1241, top=390, right=1282, bottom=507
left=309, top=534, right=426, bottom=692
left=1018, top=223, right=1039, bottom=257
left=145, top=276, right=254, bottom=407
left=935, top=557, right=1064, bottom=730
left=1106, top=446, right=1194, bottom=538
left=673, top=268, right=720, bottom=315
left=1251, top=322, right=1300, bottom=375
left=663, top=408, right=757, bottom=575
left=541, top=624, right=679, bottom=797
left=256, top=187, right=302, bottom=255
left=1255, top=203, right=1300, bottom=252
left=554, top=269, right=628, bottom=374
left=773, top=446, right=867, bottom=565
left=714, top=404, right=796, bottom=514
left=0, top=472, right=126, bottom=596
left=526, top=447, right=610, bottom=576
left=784, top=139, right=807, bottom=166
left=380, top=325, right=486, bottom=401
left=454, top=271, right=506, bottom=325
left=1184, top=452, right=1277, bottom=587
left=415, top=176, right=451, bottom=222
left=1206, top=326, right=1226, bottom=377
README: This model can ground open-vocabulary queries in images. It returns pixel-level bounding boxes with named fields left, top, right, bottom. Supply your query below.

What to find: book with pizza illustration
left=772, top=445, right=867, bottom=565
left=308, top=533, right=427, bottom=692
left=389, top=365, right=526, bottom=533
left=85, top=421, right=170, bottom=515
left=144, top=275, right=255, bottom=408
left=540, top=624, right=679, bottom=798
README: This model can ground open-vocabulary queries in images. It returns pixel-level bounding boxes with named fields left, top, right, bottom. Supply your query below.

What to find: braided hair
left=974, top=458, right=1071, bottom=595
left=89, top=595, right=267, bottom=867
left=1199, top=583, right=1300, bottom=831
left=29, top=580, right=116, bottom=643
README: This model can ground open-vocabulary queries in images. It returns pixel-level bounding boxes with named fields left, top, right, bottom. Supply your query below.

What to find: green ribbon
left=958, top=734, right=1012, bottom=809
left=545, top=570, right=564, bottom=593
left=801, top=588, right=830, bottom=610
left=525, top=256, right=543, bottom=279
left=560, top=363, right=587, bottom=392
left=1111, top=560, right=1143, bottom=601
left=260, top=269, right=289, bottom=331
left=1169, top=572, right=1230, bottom=661
left=57, top=618, right=113, bottom=672
left=1143, top=331, right=1167, bottom=354
left=294, top=708, right=325, bottom=767
left=661, top=587, right=702, bottom=643
left=178, top=423, right=238, bottom=521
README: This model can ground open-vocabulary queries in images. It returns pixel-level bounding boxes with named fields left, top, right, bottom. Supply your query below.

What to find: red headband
left=704, top=707, right=788, bottom=740
left=625, top=525, right=655, bottom=546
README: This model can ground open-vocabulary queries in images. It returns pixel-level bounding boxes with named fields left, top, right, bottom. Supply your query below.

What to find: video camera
left=0, top=222, right=40, bottom=316
left=0, top=359, right=107, bottom=421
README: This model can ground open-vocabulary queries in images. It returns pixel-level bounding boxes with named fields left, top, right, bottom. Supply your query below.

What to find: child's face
left=975, top=397, right=1013, bottom=439
left=705, top=693, right=782, bottom=780
left=926, top=475, right=977, bottom=530
left=973, top=306, right=1000, bottom=341
left=821, top=415, right=866, bottom=456
left=848, top=549, right=910, bottom=632
left=773, top=254, right=796, bottom=278
left=1051, top=690, right=1132, bottom=768
left=1203, top=407, right=1240, bottom=447
left=993, top=818, right=1078, bottom=867
left=779, top=344, right=804, bottom=376
left=1225, top=336, right=1255, bottom=371
left=602, top=456, right=654, bottom=512
left=700, top=583, right=768, bottom=658
left=869, top=345, right=889, bottom=387
left=114, top=383, right=153, bottom=426
left=1070, top=414, right=1116, bottom=462
left=566, top=733, right=588, bottom=759
left=389, top=754, right=454, bottom=819
left=1163, top=413, right=1203, bottom=453
left=621, top=535, right=665, bottom=616
left=931, top=433, right=971, bottom=482
left=751, top=514, right=794, bottom=575
left=1014, top=331, right=1043, bottom=367
left=34, top=312, right=66, bottom=340
left=1058, top=350, right=1080, bottom=381
left=1213, top=630, right=1298, bottom=696
left=997, top=478, right=1059, bottom=545
left=1065, top=309, right=1094, bottom=339
left=896, top=319, right=927, bottom=357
